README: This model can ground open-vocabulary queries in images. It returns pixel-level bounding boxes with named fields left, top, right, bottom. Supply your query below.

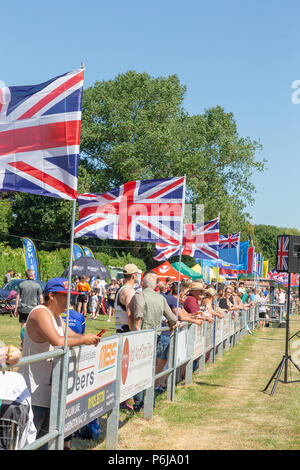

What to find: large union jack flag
left=276, top=236, right=289, bottom=272
left=219, top=232, right=240, bottom=249
left=154, top=216, right=220, bottom=261
left=0, top=69, right=84, bottom=199
left=74, top=177, right=186, bottom=244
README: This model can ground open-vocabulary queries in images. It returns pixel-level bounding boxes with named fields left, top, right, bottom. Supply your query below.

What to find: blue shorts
left=156, top=334, right=170, bottom=361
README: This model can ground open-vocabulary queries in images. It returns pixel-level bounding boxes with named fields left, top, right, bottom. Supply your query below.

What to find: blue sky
left=2, top=0, right=299, bottom=229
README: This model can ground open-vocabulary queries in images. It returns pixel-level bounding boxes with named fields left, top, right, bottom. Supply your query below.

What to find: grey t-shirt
left=17, top=280, right=43, bottom=314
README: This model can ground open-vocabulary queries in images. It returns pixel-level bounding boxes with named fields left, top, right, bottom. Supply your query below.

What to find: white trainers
left=107, top=319, right=111, bottom=322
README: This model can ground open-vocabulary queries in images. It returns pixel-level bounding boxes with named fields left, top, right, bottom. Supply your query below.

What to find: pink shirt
left=183, top=294, right=199, bottom=314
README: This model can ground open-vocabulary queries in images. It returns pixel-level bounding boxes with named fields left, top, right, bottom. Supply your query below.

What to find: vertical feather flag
left=21, top=237, right=40, bottom=280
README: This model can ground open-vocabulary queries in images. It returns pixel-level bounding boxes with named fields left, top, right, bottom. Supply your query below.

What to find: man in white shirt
left=278, top=289, right=286, bottom=305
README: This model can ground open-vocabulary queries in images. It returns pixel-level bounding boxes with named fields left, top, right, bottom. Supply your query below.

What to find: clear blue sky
left=2, top=0, right=299, bottom=230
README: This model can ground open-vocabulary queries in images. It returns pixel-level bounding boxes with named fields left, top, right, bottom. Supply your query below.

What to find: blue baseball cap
left=44, top=277, right=80, bottom=296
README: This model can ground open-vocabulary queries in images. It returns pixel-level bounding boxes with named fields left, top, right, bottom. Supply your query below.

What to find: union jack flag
left=276, top=236, right=289, bottom=272
left=154, top=216, right=220, bottom=261
left=219, top=232, right=240, bottom=249
left=74, top=177, right=186, bottom=244
left=0, top=69, right=84, bottom=199
left=268, top=269, right=288, bottom=284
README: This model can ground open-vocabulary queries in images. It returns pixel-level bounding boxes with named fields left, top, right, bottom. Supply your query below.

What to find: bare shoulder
left=119, top=285, right=136, bottom=302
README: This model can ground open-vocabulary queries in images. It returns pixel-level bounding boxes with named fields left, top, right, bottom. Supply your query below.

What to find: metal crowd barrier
left=2, top=303, right=284, bottom=450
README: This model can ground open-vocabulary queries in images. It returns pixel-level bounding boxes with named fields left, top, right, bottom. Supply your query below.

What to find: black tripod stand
left=263, top=272, right=300, bottom=396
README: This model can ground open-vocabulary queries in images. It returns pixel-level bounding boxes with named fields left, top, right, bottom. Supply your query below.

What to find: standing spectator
left=76, top=275, right=91, bottom=318
left=91, top=276, right=106, bottom=314
left=20, top=278, right=101, bottom=450
left=183, top=281, right=213, bottom=322
left=3, top=269, right=14, bottom=285
left=278, top=289, right=286, bottom=305
left=131, top=271, right=180, bottom=411
left=202, top=288, right=224, bottom=319
left=114, top=264, right=141, bottom=411
left=89, top=290, right=99, bottom=320
left=14, top=270, right=43, bottom=347
left=114, top=264, right=141, bottom=332
left=106, top=278, right=118, bottom=323
left=258, top=290, right=269, bottom=329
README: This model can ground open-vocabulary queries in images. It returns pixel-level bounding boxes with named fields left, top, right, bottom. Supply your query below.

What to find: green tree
left=80, top=71, right=266, bottom=231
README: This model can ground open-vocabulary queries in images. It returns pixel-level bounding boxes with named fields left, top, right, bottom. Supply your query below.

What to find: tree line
left=0, top=70, right=297, bottom=269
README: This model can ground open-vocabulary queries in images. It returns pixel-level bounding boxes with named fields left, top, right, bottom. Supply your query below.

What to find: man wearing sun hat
left=183, top=280, right=206, bottom=315
left=114, top=264, right=142, bottom=333
left=21, top=277, right=101, bottom=449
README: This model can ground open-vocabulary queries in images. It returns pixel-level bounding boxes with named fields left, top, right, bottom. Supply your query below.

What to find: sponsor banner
left=230, top=314, right=235, bottom=335
left=73, top=243, right=85, bottom=260
left=193, top=323, right=205, bottom=359
left=205, top=322, right=214, bottom=351
left=234, top=315, right=240, bottom=333
left=65, top=336, right=119, bottom=437
left=82, top=245, right=95, bottom=258
left=21, top=237, right=40, bottom=280
left=215, top=317, right=223, bottom=345
left=223, top=314, right=230, bottom=339
left=120, top=331, right=155, bottom=403
left=176, top=328, right=189, bottom=365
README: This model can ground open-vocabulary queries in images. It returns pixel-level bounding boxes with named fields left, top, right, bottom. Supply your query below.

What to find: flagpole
left=171, top=176, right=186, bottom=401
left=57, top=62, right=84, bottom=448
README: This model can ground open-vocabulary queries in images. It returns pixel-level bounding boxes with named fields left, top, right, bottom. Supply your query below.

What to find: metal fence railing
left=1, top=302, right=286, bottom=450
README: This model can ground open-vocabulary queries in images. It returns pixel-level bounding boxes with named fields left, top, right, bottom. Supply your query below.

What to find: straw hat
left=189, top=281, right=205, bottom=291
left=205, top=287, right=217, bottom=297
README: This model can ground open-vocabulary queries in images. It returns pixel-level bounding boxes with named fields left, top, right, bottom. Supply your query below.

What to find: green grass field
left=2, top=312, right=300, bottom=450
left=0, top=311, right=116, bottom=348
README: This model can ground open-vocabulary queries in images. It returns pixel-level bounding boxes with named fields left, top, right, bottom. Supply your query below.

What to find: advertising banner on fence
left=176, top=328, right=189, bottom=365
left=215, top=318, right=223, bottom=345
left=205, top=322, right=214, bottom=350
left=64, top=336, right=119, bottom=437
left=120, top=331, right=155, bottom=403
left=223, top=314, right=230, bottom=339
left=193, top=324, right=205, bottom=359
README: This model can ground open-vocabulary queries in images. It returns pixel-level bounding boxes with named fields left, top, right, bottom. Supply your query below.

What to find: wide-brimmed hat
left=205, top=287, right=217, bottom=296
left=189, top=281, right=205, bottom=291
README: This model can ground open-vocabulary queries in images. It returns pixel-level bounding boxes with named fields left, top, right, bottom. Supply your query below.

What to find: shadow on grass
left=194, top=380, right=261, bottom=393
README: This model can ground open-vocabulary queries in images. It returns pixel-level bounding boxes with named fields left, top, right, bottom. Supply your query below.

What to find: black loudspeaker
left=276, top=235, right=300, bottom=273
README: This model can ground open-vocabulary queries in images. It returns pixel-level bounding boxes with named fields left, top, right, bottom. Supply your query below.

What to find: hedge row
left=0, top=243, right=146, bottom=284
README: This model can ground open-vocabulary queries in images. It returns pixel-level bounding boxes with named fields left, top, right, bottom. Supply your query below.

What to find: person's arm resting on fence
left=26, top=307, right=100, bottom=347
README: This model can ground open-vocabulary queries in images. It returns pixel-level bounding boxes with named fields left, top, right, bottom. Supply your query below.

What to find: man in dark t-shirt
left=14, top=270, right=43, bottom=339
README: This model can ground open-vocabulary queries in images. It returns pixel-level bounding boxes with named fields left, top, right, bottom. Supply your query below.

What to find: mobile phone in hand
left=97, top=329, right=106, bottom=337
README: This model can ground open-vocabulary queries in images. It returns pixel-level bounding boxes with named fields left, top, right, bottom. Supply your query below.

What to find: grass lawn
left=0, top=311, right=116, bottom=348
left=93, top=318, right=300, bottom=450
left=2, top=312, right=300, bottom=450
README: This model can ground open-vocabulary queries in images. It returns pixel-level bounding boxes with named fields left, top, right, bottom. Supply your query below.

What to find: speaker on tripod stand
left=263, top=235, right=300, bottom=396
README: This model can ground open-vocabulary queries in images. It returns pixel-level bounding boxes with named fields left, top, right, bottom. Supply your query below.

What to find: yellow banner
left=263, top=260, right=269, bottom=279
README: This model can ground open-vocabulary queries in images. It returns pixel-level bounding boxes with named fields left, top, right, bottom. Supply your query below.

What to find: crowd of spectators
left=1, top=265, right=296, bottom=450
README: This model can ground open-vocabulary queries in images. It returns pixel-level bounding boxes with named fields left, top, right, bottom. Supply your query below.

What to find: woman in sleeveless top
left=20, top=277, right=101, bottom=449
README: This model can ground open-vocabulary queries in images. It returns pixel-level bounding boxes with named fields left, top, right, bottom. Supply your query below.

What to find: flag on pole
left=154, top=216, right=219, bottom=261
left=276, top=236, right=289, bottom=272
left=263, top=260, right=269, bottom=278
left=238, top=241, right=249, bottom=271
left=75, top=177, right=186, bottom=244
left=218, top=232, right=240, bottom=265
left=0, top=69, right=84, bottom=199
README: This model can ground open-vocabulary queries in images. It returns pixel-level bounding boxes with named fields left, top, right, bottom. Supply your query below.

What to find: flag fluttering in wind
left=0, top=69, right=84, bottom=199
left=154, top=216, right=220, bottom=261
left=75, top=177, right=186, bottom=244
